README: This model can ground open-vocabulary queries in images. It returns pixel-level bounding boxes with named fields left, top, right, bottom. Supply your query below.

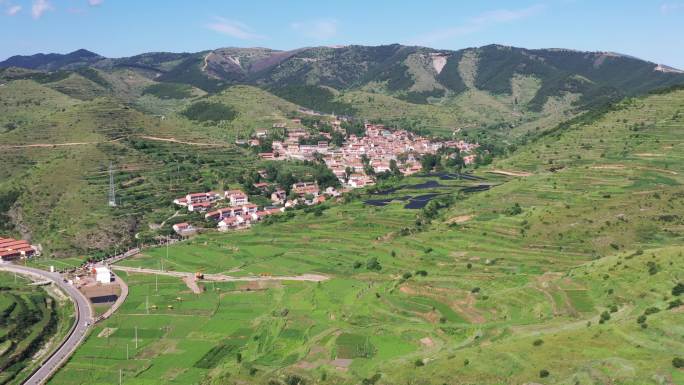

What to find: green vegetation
left=2, top=44, right=684, bottom=385
left=181, top=101, right=238, bottom=122
left=48, top=87, right=684, bottom=384
left=142, top=83, right=194, bottom=99
left=0, top=273, right=73, bottom=385
left=270, top=85, right=356, bottom=115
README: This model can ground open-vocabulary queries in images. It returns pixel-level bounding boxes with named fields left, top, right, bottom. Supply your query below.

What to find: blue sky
left=2, top=0, right=684, bottom=68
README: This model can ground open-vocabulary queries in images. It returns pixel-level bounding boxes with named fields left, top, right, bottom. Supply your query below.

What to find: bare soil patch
left=489, top=169, right=533, bottom=177
left=447, top=215, right=473, bottom=224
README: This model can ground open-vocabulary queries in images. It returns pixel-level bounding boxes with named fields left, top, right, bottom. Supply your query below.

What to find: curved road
left=0, top=264, right=94, bottom=385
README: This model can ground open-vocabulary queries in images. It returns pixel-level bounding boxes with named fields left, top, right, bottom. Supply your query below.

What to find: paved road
left=0, top=264, right=94, bottom=385
left=112, top=265, right=329, bottom=282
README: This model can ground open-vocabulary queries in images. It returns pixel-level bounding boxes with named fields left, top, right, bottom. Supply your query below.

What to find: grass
left=2, top=66, right=684, bottom=384
left=50, top=88, right=684, bottom=384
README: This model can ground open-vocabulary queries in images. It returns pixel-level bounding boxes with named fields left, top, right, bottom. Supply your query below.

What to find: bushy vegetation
left=270, top=85, right=356, bottom=115
left=181, top=101, right=238, bottom=122
left=142, top=83, right=194, bottom=99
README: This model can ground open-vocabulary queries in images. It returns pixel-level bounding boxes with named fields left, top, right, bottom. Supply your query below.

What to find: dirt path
left=0, top=137, right=124, bottom=149
left=488, top=169, right=533, bottom=177
left=112, top=265, right=329, bottom=282
left=182, top=276, right=202, bottom=294
left=1, top=136, right=228, bottom=149
left=137, top=135, right=230, bottom=147
left=159, top=210, right=180, bottom=229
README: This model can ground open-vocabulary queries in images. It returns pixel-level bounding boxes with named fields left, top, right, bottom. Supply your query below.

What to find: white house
left=94, top=266, right=114, bottom=284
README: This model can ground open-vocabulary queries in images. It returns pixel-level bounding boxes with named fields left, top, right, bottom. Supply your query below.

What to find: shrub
left=415, top=270, right=428, bottom=277
left=182, top=101, right=237, bottom=122
left=673, top=282, right=684, bottom=296
left=352, top=261, right=362, bottom=269
left=285, top=375, right=305, bottom=385
left=471, top=287, right=480, bottom=293
left=636, top=315, right=647, bottom=324
left=366, top=257, right=382, bottom=271
left=599, top=311, right=611, bottom=323
left=539, top=369, right=550, bottom=378
left=668, top=298, right=683, bottom=309
left=609, top=304, right=618, bottom=313
left=673, top=357, right=684, bottom=368
left=402, top=272, right=413, bottom=279
left=643, top=306, right=660, bottom=315
left=505, top=203, right=522, bottom=216
left=143, top=82, right=193, bottom=99
left=414, top=359, right=425, bottom=367
left=533, top=339, right=544, bottom=346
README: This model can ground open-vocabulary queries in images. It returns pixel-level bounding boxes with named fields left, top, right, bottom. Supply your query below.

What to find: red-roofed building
left=172, top=223, right=196, bottom=236
left=0, top=237, right=38, bottom=261
left=188, top=201, right=212, bottom=212
left=224, top=190, right=249, bottom=206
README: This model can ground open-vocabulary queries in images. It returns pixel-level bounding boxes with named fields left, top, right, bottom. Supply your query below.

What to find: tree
left=445, top=149, right=465, bottom=173
left=277, top=172, right=296, bottom=194
left=673, top=282, right=684, bottom=296
left=366, top=257, right=382, bottom=271
left=420, top=154, right=439, bottom=172
left=331, top=130, right=345, bottom=147
left=389, top=159, right=402, bottom=177
left=344, top=166, right=354, bottom=183
left=599, top=311, right=611, bottom=323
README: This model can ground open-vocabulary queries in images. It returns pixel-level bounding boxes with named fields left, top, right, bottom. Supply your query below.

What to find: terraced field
left=0, top=272, right=74, bottom=385
left=46, top=88, right=684, bottom=385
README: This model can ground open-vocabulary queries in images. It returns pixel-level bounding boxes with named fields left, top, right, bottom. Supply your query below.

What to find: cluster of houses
left=0, top=237, right=38, bottom=261
left=172, top=181, right=340, bottom=233
left=256, top=121, right=479, bottom=189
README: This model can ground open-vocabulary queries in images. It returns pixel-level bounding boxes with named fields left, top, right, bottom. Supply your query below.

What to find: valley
left=1, top=41, right=683, bottom=385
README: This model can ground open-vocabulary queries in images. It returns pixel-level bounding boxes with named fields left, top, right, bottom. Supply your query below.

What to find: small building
left=94, top=266, right=114, bottom=284
left=188, top=201, right=212, bottom=212
left=225, top=190, right=249, bottom=206
left=0, top=237, right=38, bottom=261
left=292, top=182, right=320, bottom=197
left=172, top=222, right=196, bottom=236
left=271, top=189, right=287, bottom=205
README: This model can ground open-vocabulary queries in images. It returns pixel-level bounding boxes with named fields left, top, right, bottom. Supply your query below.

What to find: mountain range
left=3, top=44, right=684, bottom=113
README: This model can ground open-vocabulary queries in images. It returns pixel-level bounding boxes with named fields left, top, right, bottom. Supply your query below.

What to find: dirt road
left=112, top=265, right=330, bottom=282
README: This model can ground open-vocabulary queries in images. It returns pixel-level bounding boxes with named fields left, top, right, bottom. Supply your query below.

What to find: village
left=170, top=121, right=479, bottom=234
left=258, top=120, right=479, bottom=189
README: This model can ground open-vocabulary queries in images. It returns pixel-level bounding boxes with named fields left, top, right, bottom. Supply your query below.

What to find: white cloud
left=205, top=17, right=265, bottom=40
left=290, top=18, right=339, bottom=40
left=6, top=4, right=21, bottom=15
left=88, top=0, right=103, bottom=6
left=660, top=2, right=684, bottom=13
left=31, top=0, right=53, bottom=19
left=409, top=4, right=546, bottom=45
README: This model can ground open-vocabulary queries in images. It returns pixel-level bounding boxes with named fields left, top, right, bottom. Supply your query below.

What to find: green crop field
left=2, top=39, right=684, bottom=385
left=47, top=88, right=684, bottom=384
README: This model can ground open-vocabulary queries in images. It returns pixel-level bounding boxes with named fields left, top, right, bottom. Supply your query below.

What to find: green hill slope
left=46, top=88, right=684, bottom=385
